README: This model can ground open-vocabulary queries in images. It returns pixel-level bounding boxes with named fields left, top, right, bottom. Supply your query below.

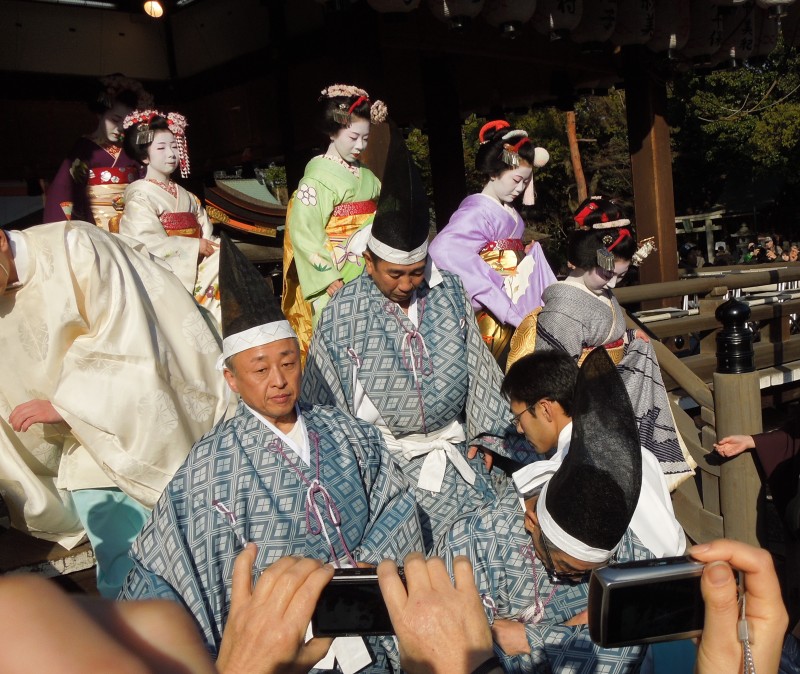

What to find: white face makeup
left=582, top=259, right=631, bottom=294
left=328, top=117, right=370, bottom=164
left=483, top=165, right=533, bottom=204
left=144, top=130, right=179, bottom=181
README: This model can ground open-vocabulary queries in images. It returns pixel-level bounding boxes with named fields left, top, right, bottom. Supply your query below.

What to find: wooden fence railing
left=614, top=264, right=800, bottom=546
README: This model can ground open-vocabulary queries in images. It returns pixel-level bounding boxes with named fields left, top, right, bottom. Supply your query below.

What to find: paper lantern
left=647, top=0, right=691, bottom=53
left=367, top=0, right=422, bottom=11
left=611, top=0, right=655, bottom=46
left=143, top=0, right=163, bottom=17
left=483, top=0, right=537, bottom=36
left=753, top=6, right=781, bottom=56
left=532, top=0, right=583, bottom=38
left=428, top=0, right=485, bottom=29
left=571, top=0, right=617, bottom=45
left=712, top=6, right=755, bottom=66
left=680, top=1, right=725, bottom=65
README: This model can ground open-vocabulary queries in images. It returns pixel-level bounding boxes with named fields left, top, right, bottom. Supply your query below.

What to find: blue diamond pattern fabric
left=121, top=401, right=422, bottom=673
left=303, top=272, right=526, bottom=550
left=435, top=486, right=651, bottom=673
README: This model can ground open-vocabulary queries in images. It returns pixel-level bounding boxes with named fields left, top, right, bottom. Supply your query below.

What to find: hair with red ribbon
left=606, top=228, right=632, bottom=252
left=479, top=120, right=511, bottom=143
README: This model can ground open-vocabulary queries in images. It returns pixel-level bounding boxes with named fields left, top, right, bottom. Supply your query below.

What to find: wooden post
left=714, top=372, right=764, bottom=546
left=622, top=46, right=679, bottom=296
left=714, top=299, right=764, bottom=546
left=566, top=110, right=587, bottom=203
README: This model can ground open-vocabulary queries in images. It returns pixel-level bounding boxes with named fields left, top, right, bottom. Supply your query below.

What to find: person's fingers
left=690, top=539, right=788, bottom=644
left=698, top=561, right=740, bottom=656
left=253, top=557, right=324, bottom=619
left=280, top=562, right=332, bottom=628
left=301, top=637, right=335, bottom=668
left=424, top=556, right=454, bottom=592
left=466, top=446, right=479, bottom=460
left=377, top=558, right=409, bottom=618
left=229, top=543, right=258, bottom=608
left=452, top=555, right=478, bottom=595
left=402, top=551, right=431, bottom=596
left=484, top=452, right=494, bottom=471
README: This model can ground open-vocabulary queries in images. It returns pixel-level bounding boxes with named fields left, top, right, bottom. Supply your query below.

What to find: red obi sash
left=480, top=238, right=525, bottom=253
left=160, top=212, right=201, bottom=238
left=331, top=200, right=377, bottom=218
left=87, top=167, right=139, bottom=186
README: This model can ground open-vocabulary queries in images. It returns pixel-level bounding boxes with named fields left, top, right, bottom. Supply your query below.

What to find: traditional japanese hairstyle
left=572, top=195, right=630, bottom=230
left=122, top=110, right=191, bottom=178
left=571, top=196, right=656, bottom=268
left=476, top=120, right=549, bottom=174
left=319, top=83, right=389, bottom=134
left=89, top=73, right=153, bottom=114
left=568, top=225, right=638, bottom=272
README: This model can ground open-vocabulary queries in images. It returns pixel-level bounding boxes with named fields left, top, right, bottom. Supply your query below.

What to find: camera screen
left=604, top=575, right=704, bottom=644
left=313, top=578, right=394, bottom=636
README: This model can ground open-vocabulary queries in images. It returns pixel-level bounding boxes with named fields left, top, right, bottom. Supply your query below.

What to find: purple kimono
left=429, top=193, right=556, bottom=328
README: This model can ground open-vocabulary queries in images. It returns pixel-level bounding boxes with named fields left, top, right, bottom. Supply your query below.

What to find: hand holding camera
left=216, top=543, right=334, bottom=674
left=378, top=553, right=495, bottom=674
left=691, top=539, right=788, bottom=674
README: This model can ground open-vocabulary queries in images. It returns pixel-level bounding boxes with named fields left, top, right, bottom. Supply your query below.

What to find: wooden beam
left=623, top=45, right=678, bottom=296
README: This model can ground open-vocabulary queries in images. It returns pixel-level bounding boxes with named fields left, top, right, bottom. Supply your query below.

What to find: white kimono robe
left=119, top=179, right=221, bottom=325
left=0, top=221, right=229, bottom=547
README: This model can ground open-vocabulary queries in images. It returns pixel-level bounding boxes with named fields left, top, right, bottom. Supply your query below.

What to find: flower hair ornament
left=123, top=110, right=191, bottom=178
left=632, top=237, right=657, bottom=267
left=97, top=74, right=154, bottom=109
left=596, top=228, right=632, bottom=271
left=321, top=84, right=388, bottom=125
left=478, top=120, right=548, bottom=170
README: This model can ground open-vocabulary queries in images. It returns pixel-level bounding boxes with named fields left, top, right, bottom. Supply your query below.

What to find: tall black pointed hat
left=218, top=231, right=296, bottom=363
left=366, top=127, right=430, bottom=264
left=537, top=347, right=642, bottom=560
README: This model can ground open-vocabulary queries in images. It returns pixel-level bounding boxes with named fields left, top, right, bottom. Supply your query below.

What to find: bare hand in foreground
left=327, top=279, right=344, bottom=297
left=378, top=553, right=494, bottom=674
left=713, top=435, right=756, bottom=458
left=216, top=544, right=334, bottom=674
left=491, top=619, right=528, bottom=656
left=0, top=574, right=216, bottom=674
left=9, top=399, right=64, bottom=432
left=199, top=238, right=218, bottom=258
left=690, top=539, right=788, bottom=674
left=467, top=445, right=494, bottom=472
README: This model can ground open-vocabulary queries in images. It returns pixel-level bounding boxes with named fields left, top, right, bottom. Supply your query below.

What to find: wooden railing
left=614, top=264, right=800, bottom=546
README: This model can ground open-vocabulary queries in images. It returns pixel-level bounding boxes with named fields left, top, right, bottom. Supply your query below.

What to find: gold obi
left=477, top=238, right=525, bottom=366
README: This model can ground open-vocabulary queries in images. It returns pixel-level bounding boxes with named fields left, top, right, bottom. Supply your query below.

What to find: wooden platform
left=0, top=527, right=95, bottom=583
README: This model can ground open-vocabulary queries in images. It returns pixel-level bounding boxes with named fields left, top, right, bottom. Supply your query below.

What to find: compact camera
left=588, top=555, right=706, bottom=648
left=311, top=567, right=403, bottom=637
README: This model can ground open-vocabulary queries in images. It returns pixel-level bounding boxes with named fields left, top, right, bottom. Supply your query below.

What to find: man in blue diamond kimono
left=435, top=349, right=686, bottom=673
left=303, top=130, right=518, bottom=552
left=121, top=234, right=422, bottom=674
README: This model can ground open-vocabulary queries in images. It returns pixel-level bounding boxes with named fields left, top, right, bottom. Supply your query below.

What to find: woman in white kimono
left=119, top=110, right=220, bottom=325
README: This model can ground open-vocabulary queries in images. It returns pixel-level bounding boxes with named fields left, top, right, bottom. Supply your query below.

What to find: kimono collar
left=511, top=422, right=572, bottom=499
left=244, top=403, right=310, bottom=466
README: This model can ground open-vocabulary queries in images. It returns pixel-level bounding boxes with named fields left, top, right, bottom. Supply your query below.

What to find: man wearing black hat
left=435, top=349, right=685, bottom=672
left=121, top=234, right=423, bottom=673
left=303, top=130, right=519, bottom=551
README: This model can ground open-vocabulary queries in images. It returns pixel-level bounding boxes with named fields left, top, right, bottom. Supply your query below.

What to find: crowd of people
left=0, top=74, right=797, bottom=673
left=679, top=234, right=800, bottom=271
